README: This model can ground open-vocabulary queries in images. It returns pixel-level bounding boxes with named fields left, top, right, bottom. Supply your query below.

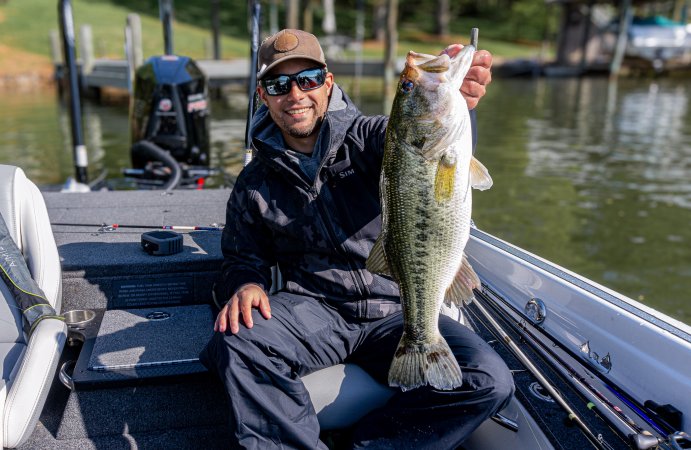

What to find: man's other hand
left=214, top=283, right=272, bottom=334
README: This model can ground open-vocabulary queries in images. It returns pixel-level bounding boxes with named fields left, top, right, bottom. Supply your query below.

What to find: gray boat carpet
left=55, top=379, right=229, bottom=440
left=88, top=304, right=213, bottom=372
left=20, top=424, right=231, bottom=450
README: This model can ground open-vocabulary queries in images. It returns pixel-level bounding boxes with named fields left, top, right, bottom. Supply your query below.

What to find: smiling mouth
left=286, top=107, right=311, bottom=116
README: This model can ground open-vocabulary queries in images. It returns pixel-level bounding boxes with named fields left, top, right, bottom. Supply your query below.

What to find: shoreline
left=0, top=44, right=55, bottom=90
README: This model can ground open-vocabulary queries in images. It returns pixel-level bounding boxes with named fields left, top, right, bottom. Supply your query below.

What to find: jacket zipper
left=256, top=124, right=371, bottom=300
left=308, top=180, right=370, bottom=300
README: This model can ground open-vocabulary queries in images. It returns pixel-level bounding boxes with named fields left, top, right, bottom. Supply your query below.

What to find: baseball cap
left=257, top=29, right=327, bottom=80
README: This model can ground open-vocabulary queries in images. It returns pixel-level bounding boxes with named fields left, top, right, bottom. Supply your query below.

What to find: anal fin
left=444, top=253, right=481, bottom=306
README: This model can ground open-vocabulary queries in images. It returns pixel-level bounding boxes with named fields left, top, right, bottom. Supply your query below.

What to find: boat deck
left=17, top=188, right=638, bottom=449
left=46, top=189, right=229, bottom=312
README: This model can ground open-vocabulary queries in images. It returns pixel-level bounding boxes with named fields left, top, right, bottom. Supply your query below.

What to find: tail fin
left=388, top=332, right=463, bottom=392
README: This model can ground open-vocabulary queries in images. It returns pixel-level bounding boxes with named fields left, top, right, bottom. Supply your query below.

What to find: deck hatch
left=87, top=304, right=212, bottom=373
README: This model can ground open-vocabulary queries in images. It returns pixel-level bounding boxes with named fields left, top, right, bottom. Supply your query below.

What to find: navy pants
left=200, top=292, right=514, bottom=449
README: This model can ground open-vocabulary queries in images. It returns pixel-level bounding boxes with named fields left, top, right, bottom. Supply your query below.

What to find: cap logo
left=274, top=31, right=299, bottom=52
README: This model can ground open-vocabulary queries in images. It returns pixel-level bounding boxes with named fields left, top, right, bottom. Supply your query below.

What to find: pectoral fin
left=470, top=157, right=493, bottom=191
left=366, top=235, right=392, bottom=277
left=444, top=253, right=481, bottom=306
left=434, top=159, right=456, bottom=202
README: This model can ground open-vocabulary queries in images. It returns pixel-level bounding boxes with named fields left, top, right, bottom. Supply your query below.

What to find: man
left=201, top=29, right=514, bottom=449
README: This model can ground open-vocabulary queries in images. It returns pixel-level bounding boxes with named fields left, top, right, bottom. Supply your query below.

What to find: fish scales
left=367, top=44, right=492, bottom=391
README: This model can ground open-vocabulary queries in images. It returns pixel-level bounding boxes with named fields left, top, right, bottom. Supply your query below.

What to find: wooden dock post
left=125, top=13, right=143, bottom=92
left=126, top=14, right=143, bottom=69
left=50, top=30, right=65, bottom=96
left=210, top=0, right=221, bottom=60
left=50, top=30, right=62, bottom=64
left=610, top=0, right=632, bottom=78
left=79, top=25, right=94, bottom=77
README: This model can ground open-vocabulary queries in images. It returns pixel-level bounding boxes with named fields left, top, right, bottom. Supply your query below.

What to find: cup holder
left=63, top=309, right=96, bottom=328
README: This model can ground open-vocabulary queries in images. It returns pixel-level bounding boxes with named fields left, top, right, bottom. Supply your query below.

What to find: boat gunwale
left=469, top=227, right=691, bottom=344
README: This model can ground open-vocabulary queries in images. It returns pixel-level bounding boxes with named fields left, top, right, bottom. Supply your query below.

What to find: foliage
left=0, top=0, right=552, bottom=62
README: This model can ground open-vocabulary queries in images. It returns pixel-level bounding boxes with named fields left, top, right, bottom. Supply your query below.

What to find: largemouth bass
left=366, top=45, right=493, bottom=391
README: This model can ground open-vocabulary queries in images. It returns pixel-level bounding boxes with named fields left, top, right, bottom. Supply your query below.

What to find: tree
left=435, top=0, right=449, bottom=37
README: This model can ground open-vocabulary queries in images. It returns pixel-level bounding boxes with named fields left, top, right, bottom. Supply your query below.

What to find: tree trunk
left=373, top=0, right=387, bottom=41
left=286, top=0, right=299, bottom=29
left=303, top=0, right=313, bottom=33
left=323, top=0, right=337, bottom=35
left=435, top=0, right=449, bottom=37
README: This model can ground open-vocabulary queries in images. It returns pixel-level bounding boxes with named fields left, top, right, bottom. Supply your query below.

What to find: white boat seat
left=265, top=268, right=472, bottom=431
left=301, top=304, right=468, bottom=430
left=0, top=165, right=67, bottom=448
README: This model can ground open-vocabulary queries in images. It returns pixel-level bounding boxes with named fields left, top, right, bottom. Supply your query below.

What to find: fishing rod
left=480, top=280, right=681, bottom=438
left=476, top=288, right=664, bottom=450
left=514, top=319, right=649, bottom=436
left=243, top=0, right=261, bottom=167
left=471, top=297, right=615, bottom=450
left=514, top=319, right=670, bottom=450
left=50, top=223, right=223, bottom=232
left=58, top=0, right=89, bottom=186
left=477, top=287, right=689, bottom=450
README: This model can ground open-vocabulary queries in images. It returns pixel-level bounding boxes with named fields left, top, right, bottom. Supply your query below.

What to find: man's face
left=258, top=59, right=334, bottom=141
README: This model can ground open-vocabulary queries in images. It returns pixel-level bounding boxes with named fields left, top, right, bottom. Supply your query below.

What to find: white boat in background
left=605, top=15, right=691, bottom=70
left=627, top=16, right=691, bottom=64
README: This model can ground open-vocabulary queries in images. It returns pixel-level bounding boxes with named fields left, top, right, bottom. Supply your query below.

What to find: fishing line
left=50, top=223, right=223, bottom=232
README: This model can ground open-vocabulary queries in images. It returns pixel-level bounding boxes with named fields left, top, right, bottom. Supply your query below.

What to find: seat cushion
left=3, top=319, right=66, bottom=448
left=0, top=343, right=25, bottom=383
left=0, top=283, right=24, bottom=345
left=302, top=364, right=395, bottom=430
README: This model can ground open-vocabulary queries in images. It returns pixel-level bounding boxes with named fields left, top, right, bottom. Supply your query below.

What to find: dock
left=54, top=58, right=392, bottom=93
left=51, top=12, right=393, bottom=95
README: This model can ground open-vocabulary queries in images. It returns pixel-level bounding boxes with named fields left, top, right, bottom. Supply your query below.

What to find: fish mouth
left=407, top=51, right=450, bottom=73
left=403, top=47, right=475, bottom=86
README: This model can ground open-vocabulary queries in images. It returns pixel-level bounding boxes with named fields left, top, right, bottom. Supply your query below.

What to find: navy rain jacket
left=216, top=85, right=476, bottom=320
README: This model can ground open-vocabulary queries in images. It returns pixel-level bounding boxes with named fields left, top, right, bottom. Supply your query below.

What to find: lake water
left=0, top=76, right=689, bottom=324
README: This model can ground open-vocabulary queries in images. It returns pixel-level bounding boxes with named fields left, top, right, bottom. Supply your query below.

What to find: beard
left=284, top=116, right=323, bottom=139
left=269, top=102, right=328, bottom=141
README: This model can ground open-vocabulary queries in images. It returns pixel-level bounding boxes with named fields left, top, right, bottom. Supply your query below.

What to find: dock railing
left=51, top=13, right=392, bottom=97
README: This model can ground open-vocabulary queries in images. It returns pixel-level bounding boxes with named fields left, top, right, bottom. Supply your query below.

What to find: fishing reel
left=631, top=430, right=691, bottom=450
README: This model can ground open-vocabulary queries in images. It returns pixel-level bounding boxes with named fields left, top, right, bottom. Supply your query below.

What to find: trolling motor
left=124, top=0, right=216, bottom=190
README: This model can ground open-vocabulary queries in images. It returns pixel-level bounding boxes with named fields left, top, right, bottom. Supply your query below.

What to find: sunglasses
left=261, top=67, right=327, bottom=96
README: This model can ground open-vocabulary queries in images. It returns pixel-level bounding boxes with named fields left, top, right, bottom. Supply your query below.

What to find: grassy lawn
left=0, top=0, right=546, bottom=77
left=0, top=0, right=248, bottom=63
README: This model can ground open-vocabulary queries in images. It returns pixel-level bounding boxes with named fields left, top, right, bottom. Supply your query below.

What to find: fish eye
left=400, top=79, right=414, bottom=93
